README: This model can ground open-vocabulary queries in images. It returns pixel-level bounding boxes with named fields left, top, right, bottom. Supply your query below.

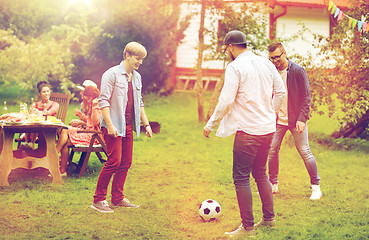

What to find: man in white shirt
left=203, top=30, right=286, bottom=237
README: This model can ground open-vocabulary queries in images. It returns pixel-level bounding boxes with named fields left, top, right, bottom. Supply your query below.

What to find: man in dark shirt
left=267, top=42, right=322, bottom=200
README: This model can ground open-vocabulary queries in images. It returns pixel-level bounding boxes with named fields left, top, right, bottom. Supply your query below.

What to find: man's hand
left=145, top=125, right=153, bottom=138
left=203, top=126, right=211, bottom=138
left=296, top=121, right=305, bottom=133
left=107, top=124, right=118, bottom=138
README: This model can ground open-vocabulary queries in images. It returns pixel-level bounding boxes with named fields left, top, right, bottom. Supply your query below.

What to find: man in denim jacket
left=91, top=42, right=153, bottom=213
left=267, top=42, right=322, bottom=200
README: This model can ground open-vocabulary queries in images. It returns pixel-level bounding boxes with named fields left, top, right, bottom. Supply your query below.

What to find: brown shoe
left=112, top=198, right=139, bottom=208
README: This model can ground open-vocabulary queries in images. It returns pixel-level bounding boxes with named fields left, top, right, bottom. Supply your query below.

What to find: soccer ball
left=199, top=199, right=221, bottom=221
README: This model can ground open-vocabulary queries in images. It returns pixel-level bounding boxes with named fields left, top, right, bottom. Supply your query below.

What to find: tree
left=0, top=28, right=74, bottom=100
left=0, top=4, right=103, bottom=101
left=0, top=0, right=189, bottom=97
left=195, top=0, right=207, bottom=122
left=187, top=0, right=224, bottom=122
left=86, top=0, right=189, bottom=93
left=301, top=0, right=369, bottom=139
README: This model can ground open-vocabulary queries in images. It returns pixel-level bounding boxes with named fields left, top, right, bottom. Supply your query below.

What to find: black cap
left=224, top=30, right=248, bottom=45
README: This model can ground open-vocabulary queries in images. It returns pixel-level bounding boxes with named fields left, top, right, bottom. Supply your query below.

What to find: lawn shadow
left=7, top=168, right=52, bottom=185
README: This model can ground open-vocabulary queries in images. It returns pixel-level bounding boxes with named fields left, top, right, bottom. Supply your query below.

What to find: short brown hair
left=268, top=41, right=285, bottom=53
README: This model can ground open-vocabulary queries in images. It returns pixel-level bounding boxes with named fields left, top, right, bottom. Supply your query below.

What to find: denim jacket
left=98, top=61, right=144, bottom=137
left=286, top=60, right=311, bottom=128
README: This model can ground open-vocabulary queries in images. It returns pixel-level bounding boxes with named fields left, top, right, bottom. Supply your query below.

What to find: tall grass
left=0, top=92, right=368, bottom=239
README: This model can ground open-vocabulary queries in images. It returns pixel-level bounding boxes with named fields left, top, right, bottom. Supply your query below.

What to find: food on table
left=0, top=113, right=22, bottom=122
left=0, top=113, right=62, bottom=124
left=46, top=116, right=62, bottom=123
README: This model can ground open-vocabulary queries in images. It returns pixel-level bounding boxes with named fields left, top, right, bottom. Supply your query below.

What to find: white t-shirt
left=277, top=68, right=288, bottom=126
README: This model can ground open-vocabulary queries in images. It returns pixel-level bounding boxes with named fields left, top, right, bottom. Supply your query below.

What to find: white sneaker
left=272, top=183, right=278, bottom=194
left=310, top=185, right=322, bottom=200
left=225, top=224, right=255, bottom=238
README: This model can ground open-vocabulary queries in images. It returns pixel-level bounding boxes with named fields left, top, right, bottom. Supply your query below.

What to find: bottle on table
left=3, top=101, right=8, bottom=114
left=43, top=103, right=47, bottom=120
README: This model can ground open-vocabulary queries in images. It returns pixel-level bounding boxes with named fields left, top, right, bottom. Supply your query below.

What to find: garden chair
left=68, top=122, right=160, bottom=178
left=68, top=130, right=107, bottom=178
left=49, top=92, right=70, bottom=123
left=15, top=92, right=70, bottom=147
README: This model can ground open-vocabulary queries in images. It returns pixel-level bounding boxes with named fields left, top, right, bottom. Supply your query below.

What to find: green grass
left=0, top=92, right=368, bottom=239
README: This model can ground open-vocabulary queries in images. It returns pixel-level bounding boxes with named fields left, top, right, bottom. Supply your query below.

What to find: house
left=173, top=0, right=351, bottom=91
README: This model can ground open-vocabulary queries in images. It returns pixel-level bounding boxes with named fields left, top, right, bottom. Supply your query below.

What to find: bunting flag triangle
left=331, top=5, right=336, bottom=15
left=329, top=1, right=368, bottom=34
left=338, top=12, right=345, bottom=23
left=352, top=19, right=358, bottom=29
left=362, top=22, right=367, bottom=33
left=357, top=21, right=363, bottom=31
left=348, top=17, right=353, bottom=27
left=328, top=0, right=334, bottom=11
left=337, top=11, right=342, bottom=21
left=334, top=8, right=340, bottom=18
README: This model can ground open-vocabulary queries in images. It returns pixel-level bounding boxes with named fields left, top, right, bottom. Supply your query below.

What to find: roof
left=221, top=0, right=351, bottom=9
left=274, top=0, right=350, bottom=8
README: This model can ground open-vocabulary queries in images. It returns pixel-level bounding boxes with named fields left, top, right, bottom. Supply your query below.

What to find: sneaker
left=225, top=224, right=255, bottom=238
left=310, top=185, right=322, bottom=200
left=272, top=183, right=279, bottom=194
left=91, top=200, right=114, bottom=213
left=254, top=218, right=276, bottom=228
left=112, top=198, right=139, bottom=208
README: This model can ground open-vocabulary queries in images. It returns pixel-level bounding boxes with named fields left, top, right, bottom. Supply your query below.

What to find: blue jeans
left=268, top=124, right=320, bottom=185
left=233, top=131, right=275, bottom=228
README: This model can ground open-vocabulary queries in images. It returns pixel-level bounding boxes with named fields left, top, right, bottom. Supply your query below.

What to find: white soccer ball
left=199, top=199, right=221, bottom=222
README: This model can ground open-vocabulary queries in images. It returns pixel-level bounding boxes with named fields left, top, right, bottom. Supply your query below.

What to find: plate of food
left=0, top=113, right=24, bottom=125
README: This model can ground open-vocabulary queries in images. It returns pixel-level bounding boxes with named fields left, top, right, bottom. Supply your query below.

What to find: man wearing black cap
left=203, top=30, right=286, bottom=237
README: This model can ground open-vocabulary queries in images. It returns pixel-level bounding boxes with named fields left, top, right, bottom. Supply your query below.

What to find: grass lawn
left=0, top=92, right=368, bottom=239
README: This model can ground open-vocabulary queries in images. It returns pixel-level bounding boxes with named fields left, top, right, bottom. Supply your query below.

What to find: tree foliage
left=301, top=0, right=369, bottom=138
left=207, top=2, right=270, bottom=61
left=0, top=0, right=189, bottom=99
left=79, top=0, right=189, bottom=93
left=0, top=0, right=103, bottom=101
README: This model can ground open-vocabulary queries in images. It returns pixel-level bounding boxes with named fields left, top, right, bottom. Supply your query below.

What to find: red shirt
left=32, top=101, right=59, bottom=116
left=125, top=81, right=134, bottom=125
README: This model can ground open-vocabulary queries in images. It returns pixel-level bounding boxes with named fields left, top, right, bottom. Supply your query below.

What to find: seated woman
left=26, top=81, right=59, bottom=148
left=56, top=85, right=101, bottom=176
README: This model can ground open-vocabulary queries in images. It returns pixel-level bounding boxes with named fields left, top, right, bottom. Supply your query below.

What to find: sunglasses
left=269, top=52, right=284, bottom=61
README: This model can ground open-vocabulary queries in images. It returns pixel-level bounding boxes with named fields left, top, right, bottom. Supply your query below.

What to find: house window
left=217, top=19, right=226, bottom=52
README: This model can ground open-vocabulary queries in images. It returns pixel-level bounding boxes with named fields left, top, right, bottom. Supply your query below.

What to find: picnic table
left=0, top=121, right=67, bottom=186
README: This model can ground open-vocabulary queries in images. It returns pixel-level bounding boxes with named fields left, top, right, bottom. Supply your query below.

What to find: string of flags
left=328, top=0, right=368, bottom=34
